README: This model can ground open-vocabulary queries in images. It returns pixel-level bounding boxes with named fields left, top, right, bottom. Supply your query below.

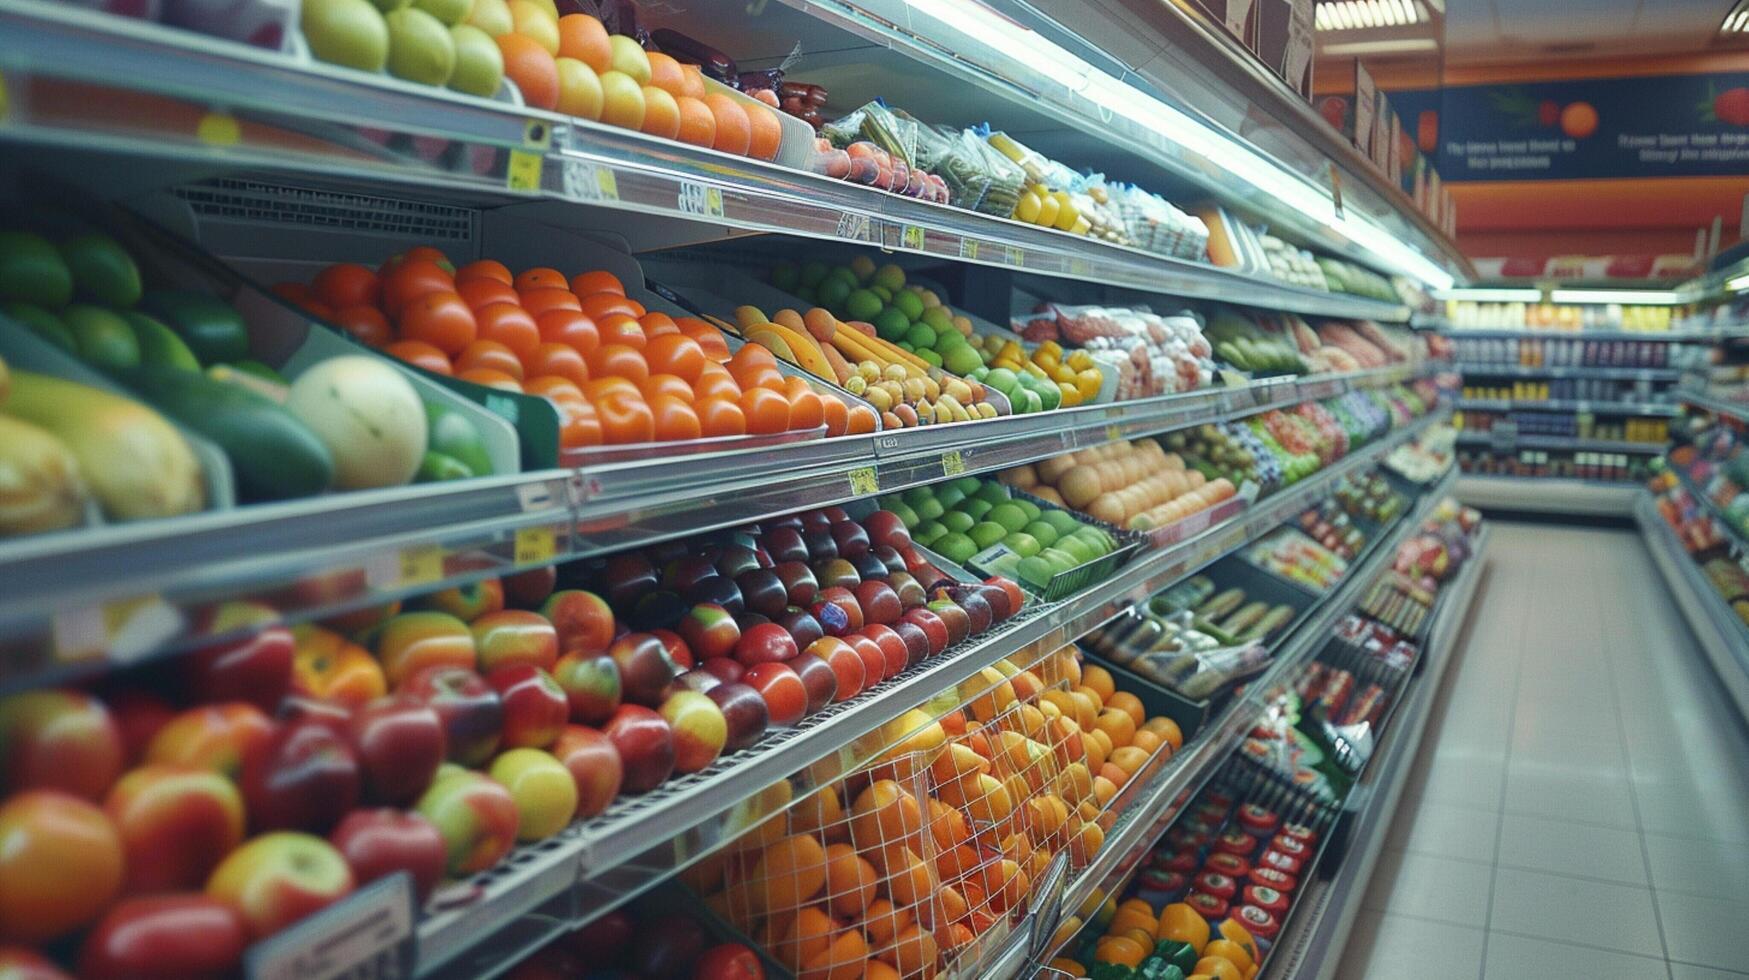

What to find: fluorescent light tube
left=1549, top=289, right=1681, bottom=305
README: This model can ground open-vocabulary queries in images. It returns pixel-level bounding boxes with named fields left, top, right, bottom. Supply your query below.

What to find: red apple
left=676, top=668, right=722, bottom=694
left=859, top=625, right=910, bottom=679
left=0, top=791, right=125, bottom=943
left=899, top=607, right=950, bottom=655
left=683, top=574, right=745, bottom=615
left=872, top=545, right=906, bottom=576
left=813, top=558, right=861, bottom=590
left=693, top=943, right=765, bottom=980
left=77, top=894, right=248, bottom=980
left=551, top=651, right=621, bottom=726
left=240, top=719, right=361, bottom=834
left=603, top=705, right=675, bottom=793
left=700, top=657, right=744, bottom=685
left=375, top=612, right=476, bottom=688
left=541, top=589, right=617, bottom=654
left=275, top=694, right=352, bottom=737
left=760, top=526, right=806, bottom=563
left=775, top=608, right=824, bottom=650
left=503, top=566, right=558, bottom=608
left=679, top=603, right=740, bottom=661
left=705, top=683, right=768, bottom=753
left=0, top=689, right=124, bottom=800
left=863, top=510, right=910, bottom=550
left=103, top=765, right=245, bottom=894
left=488, top=664, right=569, bottom=749
left=940, top=586, right=994, bottom=633
left=714, top=544, right=763, bottom=579
left=805, top=637, right=864, bottom=702
left=734, top=568, right=788, bottom=617
left=600, top=553, right=658, bottom=608
left=550, top=724, right=622, bottom=818
left=347, top=695, right=446, bottom=806
left=817, top=586, right=864, bottom=632
left=562, top=907, right=633, bottom=960
left=414, top=770, right=518, bottom=877
left=651, top=628, right=694, bottom=670
left=183, top=603, right=295, bottom=712
left=320, top=600, right=400, bottom=636
left=924, top=599, right=971, bottom=646
left=418, top=578, right=505, bottom=622
left=105, top=691, right=175, bottom=766
left=741, top=662, right=806, bottom=727
left=887, top=571, right=927, bottom=609
left=888, top=620, right=931, bottom=668
left=145, top=703, right=275, bottom=783
left=628, top=913, right=707, bottom=976
left=472, top=610, right=559, bottom=674
left=843, top=633, right=887, bottom=687
left=660, top=555, right=718, bottom=594
left=789, top=653, right=838, bottom=715
left=658, top=690, right=727, bottom=774
left=772, top=560, right=818, bottom=605
left=734, top=622, right=798, bottom=666
left=401, top=665, right=504, bottom=767
left=290, top=623, right=387, bottom=709
left=609, top=632, right=677, bottom=706
left=853, top=580, right=902, bottom=625
left=829, top=520, right=871, bottom=558
left=205, top=831, right=354, bottom=939
left=985, top=576, right=1025, bottom=616
left=800, top=526, right=838, bottom=562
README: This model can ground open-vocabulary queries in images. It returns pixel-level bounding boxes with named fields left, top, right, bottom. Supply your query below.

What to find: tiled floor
left=1336, top=521, right=1749, bottom=979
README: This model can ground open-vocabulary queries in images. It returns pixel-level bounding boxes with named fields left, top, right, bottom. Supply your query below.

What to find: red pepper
left=1214, top=829, right=1259, bottom=856
left=1204, top=852, right=1251, bottom=878
left=1238, top=803, right=1280, bottom=834
left=1237, top=903, right=1281, bottom=940
left=1279, top=823, right=1319, bottom=846
left=1258, top=848, right=1303, bottom=876
left=1185, top=891, right=1229, bottom=919
left=1250, top=866, right=1298, bottom=893
left=1244, top=884, right=1290, bottom=916
left=1270, top=834, right=1310, bottom=858
left=1194, top=871, right=1237, bottom=900
left=1163, top=848, right=1200, bottom=874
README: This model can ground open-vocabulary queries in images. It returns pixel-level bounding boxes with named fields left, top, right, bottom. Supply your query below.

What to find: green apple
left=607, top=34, right=650, bottom=85
left=414, top=0, right=468, bottom=24
left=968, top=521, right=1006, bottom=550
left=463, top=0, right=511, bottom=34
left=205, top=833, right=353, bottom=940
left=1003, top=532, right=1040, bottom=558
left=447, top=24, right=504, bottom=96
left=986, top=502, right=1029, bottom=533
left=939, top=511, right=975, bottom=535
left=301, top=0, right=391, bottom=72
left=386, top=7, right=455, bottom=85
left=959, top=498, right=993, bottom=522
left=1023, top=520, right=1058, bottom=548
left=487, top=748, right=576, bottom=842
left=414, top=769, right=518, bottom=877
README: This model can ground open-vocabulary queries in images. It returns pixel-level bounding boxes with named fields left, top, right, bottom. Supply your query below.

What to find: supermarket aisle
left=1336, top=521, right=1749, bottom=980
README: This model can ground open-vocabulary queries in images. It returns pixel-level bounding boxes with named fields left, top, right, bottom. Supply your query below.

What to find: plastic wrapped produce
left=968, top=123, right=1027, bottom=216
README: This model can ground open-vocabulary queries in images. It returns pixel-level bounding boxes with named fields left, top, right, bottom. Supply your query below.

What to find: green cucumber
left=140, top=289, right=250, bottom=364
left=112, top=365, right=333, bottom=501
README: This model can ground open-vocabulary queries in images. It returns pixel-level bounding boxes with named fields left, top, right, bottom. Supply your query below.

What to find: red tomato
left=693, top=943, right=765, bottom=980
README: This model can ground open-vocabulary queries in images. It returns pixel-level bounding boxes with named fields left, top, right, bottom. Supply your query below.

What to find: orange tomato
left=637, top=311, right=678, bottom=336
left=822, top=393, right=849, bottom=436
left=475, top=302, right=541, bottom=359
left=383, top=339, right=454, bottom=375
left=704, top=93, right=751, bottom=155
left=401, top=246, right=454, bottom=271
left=559, top=398, right=604, bottom=448
left=692, top=369, right=741, bottom=402
left=595, top=393, right=656, bottom=444
left=782, top=376, right=813, bottom=399
left=313, top=263, right=379, bottom=309
left=570, top=270, right=624, bottom=297
left=638, top=373, right=692, bottom=403
left=380, top=259, right=455, bottom=318
left=677, top=317, right=732, bottom=361
left=730, top=362, right=783, bottom=392
left=650, top=395, right=701, bottom=441
left=457, top=367, right=524, bottom=392
left=787, top=389, right=825, bottom=430
left=455, top=259, right=513, bottom=286
left=746, top=103, right=782, bottom=162
left=579, top=292, right=641, bottom=320
left=524, top=343, right=590, bottom=387
left=644, top=333, right=706, bottom=382
left=524, top=375, right=585, bottom=403
left=514, top=267, right=569, bottom=292
left=518, top=287, right=583, bottom=317
left=583, top=377, right=640, bottom=403
left=846, top=405, right=878, bottom=434
left=458, top=278, right=520, bottom=311
left=585, top=343, right=649, bottom=384
left=497, top=33, right=559, bottom=111
left=739, top=387, right=790, bottom=434
left=455, top=339, right=525, bottom=379
left=695, top=396, right=747, bottom=437
left=332, top=304, right=392, bottom=347
left=675, top=95, right=716, bottom=148
left=597, top=313, right=646, bottom=350
left=555, top=13, right=611, bottom=73
left=537, top=309, right=600, bottom=355
left=398, top=290, right=477, bottom=355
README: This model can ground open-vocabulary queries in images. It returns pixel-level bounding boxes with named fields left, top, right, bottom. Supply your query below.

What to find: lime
left=1014, top=499, right=1042, bottom=522
left=1042, top=509, right=1080, bottom=536
left=1023, top=520, right=1059, bottom=547
left=921, top=306, right=954, bottom=332
left=918, top=348, right=941, bottom=367
left=984, top=367, right=1018, bottom=396
left=850, top=255, right=876, bottom=282
left=0, top=231, right=72, bottom=309
left=940, top=511, right=975, bottom=534
left=1004, top=532, right=1041, bottom=557
left=873, top=263, right=906, bottom=292
left=986, top=502, right=1029, bottom=533
left=975, top=481, right=1009, bottom=504
left=1054, top=537, right=1092, bottom=564
left=934, top=484, right=966, bottom=510
left=1020, top=388, right=1043, bottom=414
left=944, top=345, right=982, bottom=377
left=902, top=486, right=932, bottom=507
left=893, top=290, right=925, bottom=322
left=874, top=308, right=911, bottom=342
left=846, top=289, right=883, bottom=321
left=818, top=277, right=852, bottom=310
left=935, top=532, right=978, bottom=565
left=904, top=322, right=936, bottom=349
left=968, top=521, right=1007, bottom=549
left=960, top=498, right=993, bottom=521
left=1017, top=555, right=1054, bottom=589
left=890, top=501, right=920, bottom=528
left=771, top=262, right=800, bottom=292
left=914, top=520, right=948, bottom=546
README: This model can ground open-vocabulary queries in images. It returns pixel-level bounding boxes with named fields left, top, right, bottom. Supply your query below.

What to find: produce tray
left=969, top=487, right=1147, bottom=603
left=1138, top=481, right=1257, bottom=548
left=1082, top=647, right=1212, bottom=749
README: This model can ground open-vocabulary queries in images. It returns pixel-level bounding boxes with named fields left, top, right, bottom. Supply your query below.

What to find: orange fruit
left=822, top=843, right=877, bottom=918
left=523, top=375, right=584, bottom=403
left=457, top=278, right=520, bottom=311
left=313, top=263, right=379, bottom=309
left=846, top=405, right=878, bottom=434
left=740, top=387, right=791, bottom=435
left=379, top=259, right=454, bottom=318
left=640, top=85, right=680, bottom=140
left=863, top=960, right=900, bottom=980
left=675, top=96, right=716, bottom=148
left=747, top=103, right=783, bottom=161
left=398, top=246, right=453, bottom=270
left=705, top=93, right=751, bottom=155
left=880, top=925, right=937, bottom=979
left=643, top=334, right=707, bottom=383
left=752, top=833, right=829, bottom=913
left=585, top=343, right=649, bottom=383
left=774, top=906, right=835, bottom=971
left=398, top=291, right=477, bottom=355
left=645, top=51, right=685, bottom=96
left=787, top=389, right=825, bottom=431
left=821, top=395, right=848, bottom=437
left=382, top=339, right=453, bottom=375
left=1142, top=716, right=1184, bottom=751
left=639, top=373, right=693, bottom=404
left=695, top=396, right=747, bottom=437
left=474, top=302, right=541, bottom=359
left=535, top=309, right=599, bottom=355
left=679, top=64, right=706, bottom=99
left=518, top=287, right=583, bottom=317
left=1107, top=691, right=1145, bottom=729
left=1082, top=665, right=1115, bottom=703
left=455, top=260, right=512, bottom=286
left=457, top=367, right=523, bottom=392
left=583, top=378, right=639, bottom=403
left=497, top=33, right=559, bottom=111
left=599, top=70, right=646, bottom=130
left=515, top=267, right=567, bottom=292
left=332, top=305, right=392, bottom=347
left=570, top=270, right=624, bottom=297
left=1094, top=708, right=1136, bottom=748
left=578, top=292, right=639, bottom=320
left=455, top=339, right=525, bottom=379
left=637, top=310, right=677, bottom=334
left=1109, top=746, right=1149, bottom=777
left=594, top=392, right=655, bottom=444
left=597, top=313, right=646, bottom=350
left=800, top=928, right=867, bottom=980
left=1130, top=730, right=1164, bottom=755
left=555, top=13, right=611, bottom=72
left=692, top=369, right=742, bottom=403
left=558, top=399, right=603, bottom=449
left=524, top=343, right=590, bottom=387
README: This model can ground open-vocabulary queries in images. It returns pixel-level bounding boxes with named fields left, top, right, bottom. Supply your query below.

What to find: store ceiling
left=1444, top=0, right=1737, bottom=62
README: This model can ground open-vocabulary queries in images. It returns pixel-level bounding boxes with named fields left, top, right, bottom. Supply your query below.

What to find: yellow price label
left=678, top=182, right=724, bottom=217
left=399, top=545, right=444, bottom=587
left=594, top=167, right=619, bottom=201
left=941, top=450, right=966, bottom=477
left=0, top=71, right=9, bottom=121
left=507, top=149, right=544, bottom=191
left=513, top=526, right=557, bottom=565
left=1006, top=245, right=1025, bottom=266
left=1104, top=423, right=1121, bottom=442
left=848, top=466, right=879, bottom=496
left=959, top=239, right=979, bottom=260
left=901, top=225, right=924, bottom=250
left=196, top=112, right=241, bottom=147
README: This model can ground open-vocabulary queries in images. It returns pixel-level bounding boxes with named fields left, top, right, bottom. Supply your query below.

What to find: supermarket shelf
left=1264, top=526, right=1492, bottom=980
left=1454, top=432, right=1669, bottom=454
left=1636, top=493, right=1749, bottom=723
left=415, top=409, right=1450, bottom=979
left=0, top=1, right=1418, bottom=324
left=1455, top=398, right=1679, bottom=417
left=1452, top=364, right=1682, bottom=382
left=1668, top=464, right=1749, bottom=553
left=1680, top=390, right=1749, bottom=423
left=1455, top=475, right=1641, bottom=518
left=1036, top=465, right=1462, bottom=971
left=1439, top=328, right=1728, bottom=342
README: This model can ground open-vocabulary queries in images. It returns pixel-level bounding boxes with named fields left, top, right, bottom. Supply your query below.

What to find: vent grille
left=174, top=179, right=474, bottom=242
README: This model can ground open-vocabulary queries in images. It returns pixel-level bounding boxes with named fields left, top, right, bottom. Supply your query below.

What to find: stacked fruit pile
left=1204, top=311, right=1308, bottom=377
left=1054, top=896, right=1265, bottom=979
left=1162, top=423, right=1280, bottom=494
left=683, top=646, right=1183, bottom=979
left=884, top=477, right=1124, bottom=591
left=285, top=248, right=852, bottom=448
left=1014, top=304, right=1215, bottom=400
left=1003, top=440, right=1240, bottom=533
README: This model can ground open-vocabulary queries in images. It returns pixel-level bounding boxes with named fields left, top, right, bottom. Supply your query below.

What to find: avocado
left=59, top=234, right=142, bottom=307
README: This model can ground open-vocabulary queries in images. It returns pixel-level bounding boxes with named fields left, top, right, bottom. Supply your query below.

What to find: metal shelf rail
left=1455, top=398, right=1678, bottom=417
left=1454, top=432, right=1669, bottom=454
left=1636, top=492, right=1749, bottom=723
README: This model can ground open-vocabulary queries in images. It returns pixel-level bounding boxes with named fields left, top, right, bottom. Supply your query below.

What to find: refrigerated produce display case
left=5, top=0, right=1749, bottom=977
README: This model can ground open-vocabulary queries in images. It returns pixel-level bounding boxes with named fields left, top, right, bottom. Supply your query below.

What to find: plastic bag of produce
left=968, top=123, right=1027, bottom=216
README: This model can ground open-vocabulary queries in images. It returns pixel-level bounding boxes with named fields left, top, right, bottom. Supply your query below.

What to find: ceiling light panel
left=1722, top=0, right=1749, bottom=33
left=1315, top=0, right=1425, bottom=30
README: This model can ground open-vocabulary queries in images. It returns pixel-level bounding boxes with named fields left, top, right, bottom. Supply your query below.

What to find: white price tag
left=51, top=605, right=108, bottom=662
left=246, top=874, right=414, bottom=980
left=677, top=181, right=724, bottom=218
left=563, top=160, right=619, bottom=202
left=835, top=211, right=871, bottom=241
left=1225, top=0, right=1253, bottom=36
